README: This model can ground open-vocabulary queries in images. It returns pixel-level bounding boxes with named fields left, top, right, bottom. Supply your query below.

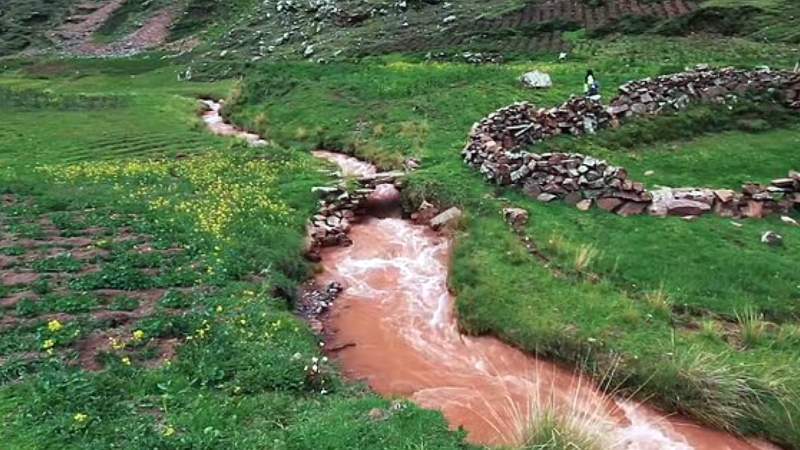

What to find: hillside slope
left=2, top=0, right=799, bottom=59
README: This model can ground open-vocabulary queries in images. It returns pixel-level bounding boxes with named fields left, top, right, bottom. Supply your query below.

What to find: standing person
left=584, top=69, right=600, bottom=98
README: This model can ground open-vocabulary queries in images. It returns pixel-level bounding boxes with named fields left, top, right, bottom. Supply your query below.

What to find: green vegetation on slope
left=224, top=34, right=800, bottom=446
left=0, top=0, right=74, bottom=56
left=0, top=59, right=470, bottom=450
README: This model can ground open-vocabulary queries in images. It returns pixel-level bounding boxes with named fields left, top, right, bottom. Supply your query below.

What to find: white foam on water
left=314, top=151, right=776, bottom=450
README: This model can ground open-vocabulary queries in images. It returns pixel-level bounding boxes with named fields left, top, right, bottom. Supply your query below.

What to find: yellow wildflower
left=109, top=337, right=126, bottom=350
left=121, top=356, right=131, bottom=366
left=132, top=330, right=145, bottom=342
left=163, top=426, right=176, bottom=437
left=73, top=413, right=89, bottom=424
left=47, top=320, right=64, bottom=333
left=42, top=339, right=55, bottom=350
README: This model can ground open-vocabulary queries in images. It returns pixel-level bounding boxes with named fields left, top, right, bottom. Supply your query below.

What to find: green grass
left=0, top=58, right=471, bottom=449
left=223, top=34, right=800, bottom=446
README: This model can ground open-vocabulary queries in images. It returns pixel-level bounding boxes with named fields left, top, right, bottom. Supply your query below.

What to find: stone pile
left=787, top=73, right=800, bottom=110
left=307, top=185, right=364, bottom=256
left=517, top=152, right=649, bottom=209
left=462, top=97, right=609, bottom=166
left=463, top=67, right=800, bottom=220
left=297, top=281, right=343, bottom=333
left=306, top=171, right=404, bottom=260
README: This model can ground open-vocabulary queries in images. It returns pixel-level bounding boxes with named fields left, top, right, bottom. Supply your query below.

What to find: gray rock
left=502, top=208, right=529, bottom=227
left=520, top=71, right=553, bottom=89
left=430, top=207, right=463, bottom=231
left=761, top=231, right=783, bottom=246
left=537, top=193, right=557, bottom=203
left=576, top=199, right=593, bottom=211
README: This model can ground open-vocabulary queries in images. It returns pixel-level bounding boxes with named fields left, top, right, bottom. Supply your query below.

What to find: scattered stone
left=761, top=231, right=784, bottom=246
left=411, top=200, right=440, bottom=225
left=430, top=207, right=463, bottom=231
left=597, top=197, right=624, bottom=212
left=781, top=216, right=799, bottom=226
left=537, top=193, right=557, bottom=203
left=576, top=199, right=593, bottom=211
left=502, top=208, right=529, bottom=228
left=713, top=189, right=737, bottom=204
left=520, top=71, right=552, bottom=89
left=297, top=281, right=343, bottom=325
left=616, top=202, right=649, bottom=217
left=665, top=198, right=711, bottom=216
left=368, top=408, right=389, bottom=421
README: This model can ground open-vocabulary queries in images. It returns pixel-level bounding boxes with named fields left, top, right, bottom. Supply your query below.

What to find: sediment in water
left=197, top=101, right=779, bottom=450
left=312, top=152, right=778, bottom=450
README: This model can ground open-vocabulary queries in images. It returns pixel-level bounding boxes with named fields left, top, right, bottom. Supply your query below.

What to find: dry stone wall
left=306, top=171, right=404, bottom=260
left=462, top=67, right=800, bottom=219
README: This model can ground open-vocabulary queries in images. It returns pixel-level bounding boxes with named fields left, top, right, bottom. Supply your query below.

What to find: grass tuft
left=735, top=307, right=767, bottom=349
left=573, top=244, right=600, bottom=273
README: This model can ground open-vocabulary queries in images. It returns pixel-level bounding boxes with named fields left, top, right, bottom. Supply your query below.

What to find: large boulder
left=520, top=71, right=553, bottom=89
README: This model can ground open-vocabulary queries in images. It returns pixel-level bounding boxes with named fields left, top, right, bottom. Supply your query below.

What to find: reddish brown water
left=314, top=153, right=780, bottom=450
left=200, top=100, right=266, bottom=146
left=198, top=112, right=779, bottom=450
left=312, top=150, right=377, bottom=177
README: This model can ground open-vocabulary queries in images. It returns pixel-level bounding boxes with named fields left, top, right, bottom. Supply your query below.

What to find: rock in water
left=520, top=71, right=553, bottom=89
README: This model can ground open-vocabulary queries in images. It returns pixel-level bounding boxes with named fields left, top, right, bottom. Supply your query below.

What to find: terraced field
left=361, top=0, right=699, bottom=56
left=478, top=0, right=700, bottom=29
left=0, top=99, right=223, bottom=167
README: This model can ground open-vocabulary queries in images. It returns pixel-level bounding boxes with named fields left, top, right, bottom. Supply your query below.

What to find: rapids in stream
left=199, top=100, right=779, bottom=450
left=313, top=153, right=779, bottom=450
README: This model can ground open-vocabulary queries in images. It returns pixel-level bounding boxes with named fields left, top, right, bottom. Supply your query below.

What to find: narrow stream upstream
left=201, top=100, right=779, bottom=450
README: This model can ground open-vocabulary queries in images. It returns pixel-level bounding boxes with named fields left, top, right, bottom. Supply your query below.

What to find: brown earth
left=49, top=1, right=176, bottom=56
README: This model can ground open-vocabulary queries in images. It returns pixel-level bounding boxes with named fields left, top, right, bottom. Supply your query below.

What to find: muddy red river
left=200, top=100, right=266, bottom=146
left=313, top=154, right=779, bottom=450
left=198, top=104, right=778, bottom=450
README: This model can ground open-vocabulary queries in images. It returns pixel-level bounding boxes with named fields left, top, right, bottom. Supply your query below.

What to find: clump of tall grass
left=644, top=283, right=672, bottom=315
left=667, top=347, right=792, bottom=431
left=520, top=408, right=608, bottom=450
left=698, top=319, right=723, bottom=341
left=477, top=362, right=619, bottom=450
left=573, top=244, right=600, bottom=273
left=735, top=307, right=767, bottom=348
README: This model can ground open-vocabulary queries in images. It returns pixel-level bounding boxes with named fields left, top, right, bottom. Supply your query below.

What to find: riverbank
left=224, top=40, right=800, bottom=446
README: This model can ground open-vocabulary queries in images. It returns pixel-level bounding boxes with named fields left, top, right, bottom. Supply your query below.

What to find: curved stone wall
left=462, top=67, right=800, bottom=218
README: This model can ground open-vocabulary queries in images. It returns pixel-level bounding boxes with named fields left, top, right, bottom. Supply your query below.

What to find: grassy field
left=2, top=11, right=800, bottom=450
left=224, top=33, right=800, bottom=447
left=0, top=60, right=470, bottom=449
